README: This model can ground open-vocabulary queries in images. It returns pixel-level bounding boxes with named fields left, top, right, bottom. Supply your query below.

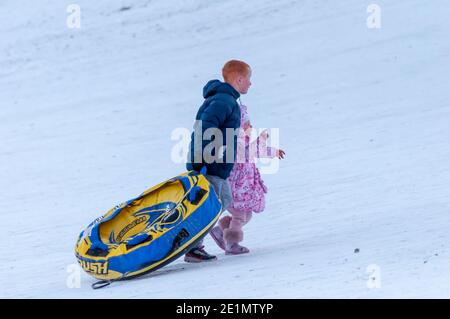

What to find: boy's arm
left=200, top=100, right=228, bottom=131
left=199, top=100, right=229, bottom=147
left=199, top=100, right=235, bottom=171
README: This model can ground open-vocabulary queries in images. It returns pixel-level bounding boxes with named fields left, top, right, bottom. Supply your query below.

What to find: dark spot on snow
left=354, top=248, right=360, bottom=254
left=120, top=6, right=132, bottom=12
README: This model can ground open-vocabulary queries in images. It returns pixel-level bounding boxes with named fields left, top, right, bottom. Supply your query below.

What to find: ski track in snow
left=1, top=0, right=450, bottom=298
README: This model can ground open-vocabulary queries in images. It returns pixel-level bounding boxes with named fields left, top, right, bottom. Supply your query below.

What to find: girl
left=210, top=103, right=285, bottom=254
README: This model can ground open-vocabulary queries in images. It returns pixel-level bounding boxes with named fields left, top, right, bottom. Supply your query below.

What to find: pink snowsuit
left=218, top=103, right=276, bottom=246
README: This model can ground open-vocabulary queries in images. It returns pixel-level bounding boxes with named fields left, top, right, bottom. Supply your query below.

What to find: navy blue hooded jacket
left=186, top=79, right=241, bottom=179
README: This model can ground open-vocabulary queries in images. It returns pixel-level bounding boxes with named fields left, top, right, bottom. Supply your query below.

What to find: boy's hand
left=276, top=149, right=285, bottom=159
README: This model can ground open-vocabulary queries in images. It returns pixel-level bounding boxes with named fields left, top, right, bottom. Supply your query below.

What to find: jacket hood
left=202, top=79, right=240, bottom=99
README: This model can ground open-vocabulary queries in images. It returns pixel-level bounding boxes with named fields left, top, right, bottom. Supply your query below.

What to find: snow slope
left=1, top=0, right=450, bottom=298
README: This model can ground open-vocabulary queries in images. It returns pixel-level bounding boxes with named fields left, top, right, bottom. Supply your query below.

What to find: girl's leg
left=209, top=213, right=232, bottom=251
left=218, top=215, right=232, bottom=230
left=210, top=210, right=252, bottom=253
left=243, top=211, right=253, bottom=225
left=225, top=212, right=246, bottom=243
left=223, top=208, right=251, bottom=254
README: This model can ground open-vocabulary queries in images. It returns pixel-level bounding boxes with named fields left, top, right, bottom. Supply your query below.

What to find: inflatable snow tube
left=75, top=170, right=222, bottom=284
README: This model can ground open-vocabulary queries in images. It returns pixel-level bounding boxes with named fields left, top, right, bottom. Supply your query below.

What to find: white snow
left=1, top=0, right=450, bottom=298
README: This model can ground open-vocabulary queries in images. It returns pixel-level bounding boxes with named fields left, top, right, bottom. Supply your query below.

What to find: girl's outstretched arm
left=248, top=129, right=277, bottom=159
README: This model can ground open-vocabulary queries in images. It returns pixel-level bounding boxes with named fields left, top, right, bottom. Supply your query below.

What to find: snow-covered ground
left=1, top=0, right=450, bottom=298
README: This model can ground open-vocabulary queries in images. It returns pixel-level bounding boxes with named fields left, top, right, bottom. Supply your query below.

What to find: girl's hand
left=243, top=122, right=253, bottom=135
left=276, top=149, right=285, bottom=159
left=259, top=129, right=269, bottom=140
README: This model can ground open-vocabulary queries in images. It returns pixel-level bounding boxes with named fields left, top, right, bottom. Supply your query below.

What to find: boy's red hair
left=222, top=60, right=250, bottom=82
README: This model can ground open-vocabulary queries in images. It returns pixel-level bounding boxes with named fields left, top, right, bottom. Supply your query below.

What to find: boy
left=185, top=60, right=252, bottom=262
